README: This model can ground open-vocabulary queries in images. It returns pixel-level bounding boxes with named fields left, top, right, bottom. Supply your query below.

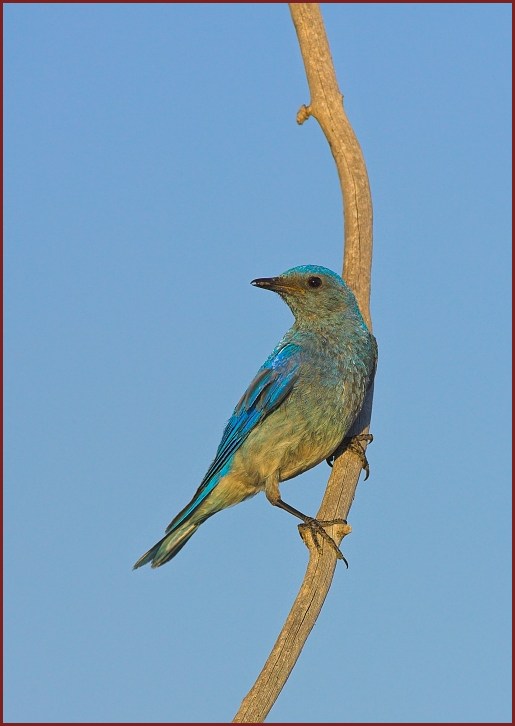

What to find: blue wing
left=166, top=341, right=301, bottom=532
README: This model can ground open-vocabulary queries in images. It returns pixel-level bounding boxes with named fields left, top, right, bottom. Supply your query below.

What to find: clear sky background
left=4, top=3, right=511, bottom=723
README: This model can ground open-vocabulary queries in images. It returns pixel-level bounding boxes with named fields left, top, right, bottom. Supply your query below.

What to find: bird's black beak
left=251, top=277, right=279, bottom=290
left=251, top=276, right=295, bottom=293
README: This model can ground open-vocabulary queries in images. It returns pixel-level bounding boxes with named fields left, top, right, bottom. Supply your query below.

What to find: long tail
left=133, top=520, right=199, bottom=569
left=133, top=462, right=235, bottom=569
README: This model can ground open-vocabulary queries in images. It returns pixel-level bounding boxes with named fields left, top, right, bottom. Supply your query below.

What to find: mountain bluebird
left=134, top=265, right=377, bottom=569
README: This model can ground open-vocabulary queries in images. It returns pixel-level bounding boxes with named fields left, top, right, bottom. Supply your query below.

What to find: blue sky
left=4, top=3, right=511, bottom=723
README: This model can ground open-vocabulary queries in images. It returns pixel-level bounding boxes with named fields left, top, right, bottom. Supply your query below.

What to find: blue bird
left=134, top=265, right=377, bottom=569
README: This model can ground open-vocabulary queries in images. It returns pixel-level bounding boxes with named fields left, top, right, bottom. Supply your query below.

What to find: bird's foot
left=346, top=434, right=373, bottom=479
left=326, top=433, right=373, bottom=480
left=298, top=517, right=350, bottom=567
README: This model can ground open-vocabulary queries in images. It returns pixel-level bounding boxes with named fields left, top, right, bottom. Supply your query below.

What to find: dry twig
left=232, top=4, right=375, bottom=721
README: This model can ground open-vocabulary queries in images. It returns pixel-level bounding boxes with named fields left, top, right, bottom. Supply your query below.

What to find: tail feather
left=133, top=521, right=198, bottom=569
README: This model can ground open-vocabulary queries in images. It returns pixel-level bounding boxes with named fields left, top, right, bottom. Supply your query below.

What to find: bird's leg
left=326, top=433, right=373, bottom=480
left=264, top=476, right=348, bottom=565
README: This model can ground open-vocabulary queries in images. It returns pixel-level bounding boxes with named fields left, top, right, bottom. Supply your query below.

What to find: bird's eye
left=308, top=276, right=322, bottom=288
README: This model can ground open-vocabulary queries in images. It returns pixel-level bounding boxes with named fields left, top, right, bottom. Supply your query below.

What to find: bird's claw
left=298, top=517, right=349, bottom=567
left=347, top=433, right=373, bottom=479
left=326, top=433, right=373, bottom=480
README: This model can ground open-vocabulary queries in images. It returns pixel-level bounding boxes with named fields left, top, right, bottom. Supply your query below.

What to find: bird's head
left=251, top=264, right=366, bottom=329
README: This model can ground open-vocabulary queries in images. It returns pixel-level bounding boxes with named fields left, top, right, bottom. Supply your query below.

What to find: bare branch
left=232, top=4, right=375, bottom=722
left=291, top=5, right=373, bottom=323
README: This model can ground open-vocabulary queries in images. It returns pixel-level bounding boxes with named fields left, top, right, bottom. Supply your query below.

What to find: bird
left=133, top=264, right=377, bottom=570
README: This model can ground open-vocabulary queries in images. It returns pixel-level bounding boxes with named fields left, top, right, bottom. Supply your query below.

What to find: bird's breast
left=235, top=376, right=354, bottom=485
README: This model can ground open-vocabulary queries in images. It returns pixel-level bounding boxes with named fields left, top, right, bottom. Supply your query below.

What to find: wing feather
left=165, top=342, right=300, bottom=532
